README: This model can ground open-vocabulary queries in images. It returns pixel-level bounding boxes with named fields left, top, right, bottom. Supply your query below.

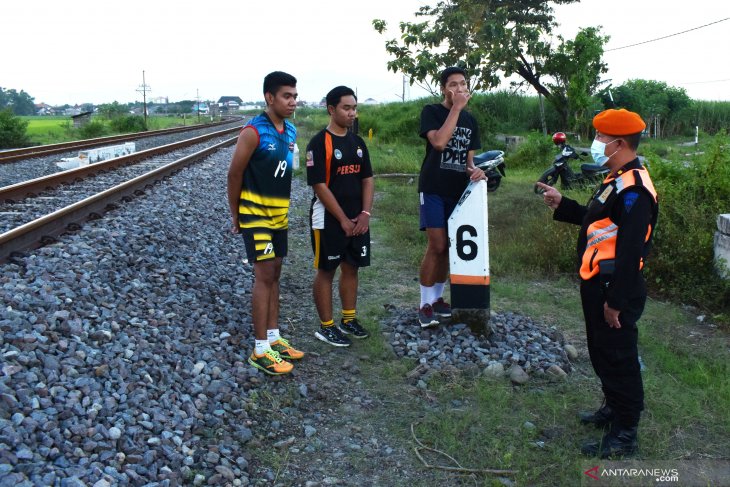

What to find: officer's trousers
left=580, top=278, right=645, bottom=428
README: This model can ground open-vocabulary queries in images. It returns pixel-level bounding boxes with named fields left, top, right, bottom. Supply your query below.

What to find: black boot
left=578, top=402, right=614, bottom=428
left=581, top=426, right=638, bottom=458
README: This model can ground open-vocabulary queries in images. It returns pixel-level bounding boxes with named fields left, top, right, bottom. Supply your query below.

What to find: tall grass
left=666, top=100, right=730, bottom=136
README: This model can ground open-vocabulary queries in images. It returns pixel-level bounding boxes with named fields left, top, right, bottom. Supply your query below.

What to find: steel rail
left=0, top=136, right=237, bottom=262
left=0, top=126, right=241, bottom=202
left=0, top=117, right=242, bottom=164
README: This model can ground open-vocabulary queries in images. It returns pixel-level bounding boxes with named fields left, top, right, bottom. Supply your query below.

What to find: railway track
left=0, top=118, right=242, bottom=164
left=0, top=127, right=240, bottom=261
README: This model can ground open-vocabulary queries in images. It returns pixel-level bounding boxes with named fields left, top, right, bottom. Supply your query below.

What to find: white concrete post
left=715, top=214, right=730, bottom=279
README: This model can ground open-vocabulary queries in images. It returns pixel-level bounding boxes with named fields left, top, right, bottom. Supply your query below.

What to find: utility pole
left=136, top=70, right=151, bottom=129
left=395, top=74, right=407, bottom=102
left=196, top=88, right=200, bottom=124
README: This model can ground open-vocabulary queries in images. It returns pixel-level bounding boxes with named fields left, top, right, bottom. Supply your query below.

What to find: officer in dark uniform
left=536, top=108, right=658, bottom=458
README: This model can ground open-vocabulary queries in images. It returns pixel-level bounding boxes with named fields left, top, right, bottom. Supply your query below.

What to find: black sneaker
left=315, top=325, right=352, bottom=347
left=338, top=319, right=370, bottom=339
left=418, top=304, right=439, bottom=328
left=431, top=297, right=452, bottom=318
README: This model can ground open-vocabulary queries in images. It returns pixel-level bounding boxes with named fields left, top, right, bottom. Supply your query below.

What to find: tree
left=0, top=108, right=31, bottom=149
left=97, top=101, right=129, bottom=119
left=0, top=87, right=36, bottom=116
left=373, top=0, right=608, bottom=129
left=544, top=27, right=609, bottom=133
left=602, top=80, right=691, bottom=137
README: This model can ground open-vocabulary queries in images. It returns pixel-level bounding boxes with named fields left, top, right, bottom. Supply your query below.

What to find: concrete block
left=715, top=214, right=730, bottom=279
left=717, top=214, right=730, bottom=235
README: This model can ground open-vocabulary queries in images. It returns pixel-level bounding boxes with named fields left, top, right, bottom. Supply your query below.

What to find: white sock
left=267, top=329, right=280, bottom=343
left=254, top=339, right=270, bottom=355
left=432, top=282, right=446, bottom=303
left=420, top=284, right=434, bottom=308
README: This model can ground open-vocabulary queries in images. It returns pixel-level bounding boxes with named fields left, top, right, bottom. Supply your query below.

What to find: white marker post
left=448, top=179, right=491, bottom=335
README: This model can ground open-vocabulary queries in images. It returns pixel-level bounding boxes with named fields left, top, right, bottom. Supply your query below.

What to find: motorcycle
left=533, top=132, right=608, bottom=194
left=474, top=150, right=506, bottom=192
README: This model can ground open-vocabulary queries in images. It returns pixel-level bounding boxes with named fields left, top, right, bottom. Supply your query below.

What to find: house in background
left=240, top=101, right=264, bottom=111
left=35, top=103, right=57, bottom=116
left=217, top=96, right=243, bottom=112
left=64, top=106, right=84, bottom=116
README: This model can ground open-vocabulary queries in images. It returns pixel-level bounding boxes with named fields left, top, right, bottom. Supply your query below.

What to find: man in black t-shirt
left=306, top=86, right=374, bottom=347
left=417, top=66, right=486, bottom=328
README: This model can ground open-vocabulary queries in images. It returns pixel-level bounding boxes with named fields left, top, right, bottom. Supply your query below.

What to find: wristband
left=361, top=210, right=371, bottom=216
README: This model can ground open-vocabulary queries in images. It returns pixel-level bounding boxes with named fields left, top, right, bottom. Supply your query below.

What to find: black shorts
left=311, top=226, right=370, bottom=271
left=240, top=228, right=288, bottom=262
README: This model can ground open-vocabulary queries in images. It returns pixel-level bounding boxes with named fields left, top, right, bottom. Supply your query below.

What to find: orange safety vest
left=579, top=167, right=658, bottom=280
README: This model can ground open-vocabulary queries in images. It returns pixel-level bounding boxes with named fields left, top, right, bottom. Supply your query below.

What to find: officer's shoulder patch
left=623, top=191, right=639, bottom=212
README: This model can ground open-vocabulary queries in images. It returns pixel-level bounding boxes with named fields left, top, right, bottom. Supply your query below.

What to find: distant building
left=217, top=96, right=243, bottom=112
left=240, top=102, right=264, bottom=111
left=192, top=102, right=209, bottom=115
left=35, top=103, right=56, bottom=116
left=362, top=98, right=379, bottom=105
left=64, top=106, right=83, bottom=116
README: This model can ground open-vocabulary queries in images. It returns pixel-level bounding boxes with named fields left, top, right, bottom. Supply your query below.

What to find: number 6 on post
left=448, top=179, right=492, bottom=335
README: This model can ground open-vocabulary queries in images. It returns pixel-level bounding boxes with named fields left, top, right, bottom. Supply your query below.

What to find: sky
left=2, top=0, right=728, bottom=106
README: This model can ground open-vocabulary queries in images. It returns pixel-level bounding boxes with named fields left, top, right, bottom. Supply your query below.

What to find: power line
left=678, top=78, right=730, bottom=85
left=605, top=17, right=729, bottom=52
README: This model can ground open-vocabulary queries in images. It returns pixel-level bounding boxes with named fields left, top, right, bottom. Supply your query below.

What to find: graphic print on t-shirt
left=440, top=126, right=472, bottom=171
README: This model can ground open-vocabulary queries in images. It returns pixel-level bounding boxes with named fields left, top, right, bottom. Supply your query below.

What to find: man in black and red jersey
left=538, top=108, right=659, bottom=458
left=306, top=86, right=374, bottom=347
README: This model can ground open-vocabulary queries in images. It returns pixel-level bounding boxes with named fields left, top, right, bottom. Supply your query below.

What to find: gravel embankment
left=0, top=145, right=576, bottom=486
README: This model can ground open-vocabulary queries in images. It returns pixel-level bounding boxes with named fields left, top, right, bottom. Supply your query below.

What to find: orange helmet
left=552, top=132, right=567, bottom=145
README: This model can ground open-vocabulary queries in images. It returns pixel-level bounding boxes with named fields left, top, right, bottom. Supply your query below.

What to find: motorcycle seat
left=474, top=150, right=504, bottom=164
left=581, top=163, right=607, bottom=174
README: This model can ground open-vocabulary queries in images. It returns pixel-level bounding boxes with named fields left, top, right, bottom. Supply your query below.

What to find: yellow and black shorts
left=240, top=228, right=288, bottom=262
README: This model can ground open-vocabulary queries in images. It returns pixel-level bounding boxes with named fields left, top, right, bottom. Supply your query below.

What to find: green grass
left=369, top=141, right=422, bottom=175
left=20, top=116, right=72, bottom=145
left=20, top=115, right=222, bottom=145
left=353, top=164, right=730, bottom=486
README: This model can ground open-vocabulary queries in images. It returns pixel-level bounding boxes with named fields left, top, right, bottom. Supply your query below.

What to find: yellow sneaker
left=270, top=337, right=305, bottom=360
left=248, top=349, right=293, bottom=375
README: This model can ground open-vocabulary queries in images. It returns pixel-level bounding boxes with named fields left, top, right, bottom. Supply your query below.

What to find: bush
left=110, top=115, right=147, bottom=133
left=78, top=121, right=107, bottom=139
left=648, top=131, right=730, bottom=316
left=506, top=131, right=555, bottom=170
left=0, top=108, right=31, bottom=149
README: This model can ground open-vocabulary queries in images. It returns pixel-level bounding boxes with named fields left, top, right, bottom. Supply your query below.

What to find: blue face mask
left=590, top=138, right=619, bottom=165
